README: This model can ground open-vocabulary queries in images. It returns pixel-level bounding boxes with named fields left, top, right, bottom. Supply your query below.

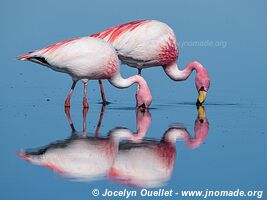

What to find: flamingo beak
left=198, top=90, right=206, bottom=103
left=197, top=106, right=206, bottom=122
left=197, top=87, right=207, bottom=105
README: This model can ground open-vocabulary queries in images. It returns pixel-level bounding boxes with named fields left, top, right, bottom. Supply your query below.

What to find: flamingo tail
left=17, top=51, right=36, bottom=60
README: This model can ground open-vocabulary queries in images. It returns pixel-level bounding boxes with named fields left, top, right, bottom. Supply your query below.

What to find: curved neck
left=108, top=73, right=147, bottom=89
left=110, top=128, right=133, bottom=145
left=109, top=72, right=151, bottom=108
left=164, top=107, right=209, bottom=149
left=164, top=128, right=189, bottom=146
left=163, top=61, right=203, bottom=81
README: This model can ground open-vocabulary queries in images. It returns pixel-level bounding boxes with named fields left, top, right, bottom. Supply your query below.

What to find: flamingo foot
left=83, top=97, right=89, bottom=108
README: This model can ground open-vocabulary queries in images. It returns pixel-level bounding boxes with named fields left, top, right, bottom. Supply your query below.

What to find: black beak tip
left=196, top=99, right=203, bottom=107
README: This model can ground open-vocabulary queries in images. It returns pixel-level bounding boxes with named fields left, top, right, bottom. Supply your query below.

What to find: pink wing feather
left=18, top=20, right=149, bottom=60
left=90, top=20, right=149, bottom=42
left=17, top=38, right=78, bottom=60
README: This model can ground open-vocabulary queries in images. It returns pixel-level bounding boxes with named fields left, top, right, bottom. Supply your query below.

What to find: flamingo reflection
left=108, top=106, right=209, bottom=188
left=18, top=106, right=209, bottom=187
left=18, top=106, right=118, bottom=181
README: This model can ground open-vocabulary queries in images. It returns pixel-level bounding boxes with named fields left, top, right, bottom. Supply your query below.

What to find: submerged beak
left=197, top=90, right=207, bottom=105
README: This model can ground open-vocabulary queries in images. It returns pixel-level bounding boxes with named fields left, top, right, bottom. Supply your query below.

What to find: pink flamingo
left=91, top=20, right=210, bottom=105
left=17, top=37, right=152, bottom=108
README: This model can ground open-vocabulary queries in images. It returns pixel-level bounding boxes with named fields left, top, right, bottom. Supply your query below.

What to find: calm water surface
left=1, top=0, right=267, bottom=199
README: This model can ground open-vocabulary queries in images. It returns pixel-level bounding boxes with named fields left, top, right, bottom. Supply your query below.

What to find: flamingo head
left=135, top=76, right=152, bottom=109
left=195, top=66, right=210, bottom=105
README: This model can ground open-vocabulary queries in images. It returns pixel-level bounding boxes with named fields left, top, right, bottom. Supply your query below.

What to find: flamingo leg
left=83, top=81, right=89, bottom=108
left=95, top=104, right=106, bottom=138
left=82, top=107, right=89, bottom=136
left=98, top=80, right=107, bottom=105
left=65, top=80, right=77, bottom=108
left=137, top=69, right=142, bottom=90
left=64, top=106, right=76, bottom=132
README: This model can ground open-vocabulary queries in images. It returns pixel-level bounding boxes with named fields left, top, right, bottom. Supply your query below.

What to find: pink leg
left=82, top=107, right=89, bottom=135
left=98, top=80, right=107, bottom=104
left=65, top=81, right=77, bottom=107
left=64, top=107, right=75, bottom=132
left=95, top=104, right=106, bottom=138
left=83, top=82, right=89, bottom=108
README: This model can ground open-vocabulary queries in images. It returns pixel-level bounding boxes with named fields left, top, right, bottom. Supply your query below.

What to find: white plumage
left=91, top=19, right=210, bottom=105
left=18, top=37, right=152, bottom=108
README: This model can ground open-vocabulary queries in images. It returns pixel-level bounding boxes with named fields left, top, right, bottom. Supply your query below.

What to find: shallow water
left=1, top=0, right=267, bottom=199
left=1, top=101, right=266, bottom=199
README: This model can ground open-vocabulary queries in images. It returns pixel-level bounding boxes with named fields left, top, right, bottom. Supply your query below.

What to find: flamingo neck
left=164, top=128, right=189, bottom=145
left=163, top=61, right=204, bottom=81
left=109, top=73, right=146, bottom=89
left=110, top=128, right=133, bottom=144
left=109, top=73, right=152, bottom=108
left=164, top=110, right=209, bottom=149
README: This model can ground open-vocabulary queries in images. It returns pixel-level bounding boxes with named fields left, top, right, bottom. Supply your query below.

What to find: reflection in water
left=109, top=106, right=208, bottom=188
left=18, top=106, right=209, bottom=187
left=18, top=107, right=118, bottom=181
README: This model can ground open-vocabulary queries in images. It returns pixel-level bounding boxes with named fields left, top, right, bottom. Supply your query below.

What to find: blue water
left=1, top=0, right=267, bottom=199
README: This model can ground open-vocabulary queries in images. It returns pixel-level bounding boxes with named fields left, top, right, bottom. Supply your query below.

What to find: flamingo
left=17, top=108, right=120, bottom=181
left=17, top=37, right=152, bottom=108
left=91, top=20, right=210, bottom=105
left=107, top=106, right=209, bottom=188
left=17, top=105, right=152, bottom=181
left=163, top=106, right=209, bottom=149
left=18, top=134, right=119, bottom=181
left=17, top=105, right=209, bottom=186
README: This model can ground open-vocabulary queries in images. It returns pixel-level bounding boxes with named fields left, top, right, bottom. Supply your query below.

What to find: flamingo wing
left=91, top=20, right=178, bottom=67
left=17, top=38, right=78, bottom=62
left=90, top=20, right=149, bottom=43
